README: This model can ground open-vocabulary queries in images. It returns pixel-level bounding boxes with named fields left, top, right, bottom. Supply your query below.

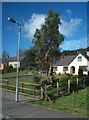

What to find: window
left=53, top=67, right=57, bottom=71
left=63, top=67, right=68, bottom=71
left=14, top=64, right=17, bottom=67
left=77, top=56, right=82, bottom=61
left=79, top=66, right=87, bottom=71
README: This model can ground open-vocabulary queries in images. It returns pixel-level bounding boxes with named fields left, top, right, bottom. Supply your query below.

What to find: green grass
left=31, top=87, right=88, bottom=117
left=2, top=71, right=26, bottom=79
left=2, top=69, right=39, bottom=79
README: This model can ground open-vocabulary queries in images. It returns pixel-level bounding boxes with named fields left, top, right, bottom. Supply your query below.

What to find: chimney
left=77, top=50, right=80, bottom=54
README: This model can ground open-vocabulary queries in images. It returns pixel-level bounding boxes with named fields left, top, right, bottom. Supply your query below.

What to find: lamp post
left=8, top=18, right=21, bottom=102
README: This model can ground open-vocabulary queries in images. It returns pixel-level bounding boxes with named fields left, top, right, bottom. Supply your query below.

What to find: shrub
left=4, top=65, right=13, bottom=73
left=58, top=75, right=68, bottom=91
left=40, top=76, right=49, bottom=86
left=56, top=74, right=77, bottom=92
left=33, top=76, right=41, bottom=83
left=85, top=75, right=89, bottom=86
left=50, top=75, right=58, bottom=86
left=78, top=68, right=83, bottom=78
left=70, top=76, right=77, bottom=92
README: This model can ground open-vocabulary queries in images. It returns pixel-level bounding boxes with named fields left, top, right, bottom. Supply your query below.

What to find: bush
left=70, top=76, right=77, bottom=92
left=40, top=76, right=49, bottom=86
left=33, top=76, right=41, bottom=83
left=56, top=74, right=77, bottom=92
left=58, top=75, right=68, bottom=91
left=4, top=65, right=13, bottom=73
left=85, top=75, right=89, bottom=86
left=78, top=68, right=83, bottom=78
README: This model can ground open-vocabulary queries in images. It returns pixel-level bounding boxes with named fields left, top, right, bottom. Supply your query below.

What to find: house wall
left=68, top=54, right=88, bottom=75
left=9, top=61, right=20, bottom=68
left=55, top=66, right=64, bottom=74
left=87, top=61, right=89, bottom=71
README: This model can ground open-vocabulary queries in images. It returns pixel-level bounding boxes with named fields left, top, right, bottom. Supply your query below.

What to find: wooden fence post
left=68, top=80, right=70, bottom=94
left=83, top=76, right=85, bottom=87
left=73, top=90, right=75, bottom=108
left=45, top=84, right=47, bottom=100
left=22, top=83, right=24, bottom=93
left=6, top=79, right=9, bottom=90
left=57, top=82, right=59, bottom=95
left=77, top=78, right=78, bottom=90
left=41, top=87, right=44, bottom=99
left=33, top=84, right=35, bottom=96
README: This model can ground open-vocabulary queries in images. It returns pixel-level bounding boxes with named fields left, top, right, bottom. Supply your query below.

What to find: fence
left=1, top=75, right=89, bottom=102
left=1, top=79, right=41, bottom=100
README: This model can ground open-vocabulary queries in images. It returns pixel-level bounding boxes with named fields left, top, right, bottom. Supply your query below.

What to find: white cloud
left=59, top=18, right=82, bottom=37
left=23, top=13, right=82, bottom=40
left=60, top=37, right=87, bottom=51
left=23, top=13, right=46, bottom=40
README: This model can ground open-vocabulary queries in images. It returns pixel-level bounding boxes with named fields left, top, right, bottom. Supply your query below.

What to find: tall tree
left=33, top=10, right=64, bottom=79
left=25, top=47, right=36, bottom=67
left=2, top=51, right=9, bottom=58
left=26, top=10, right=64, bottom=80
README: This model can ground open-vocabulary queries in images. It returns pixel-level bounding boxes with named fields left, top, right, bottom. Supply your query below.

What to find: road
left=2, top=90, right=85, bottom=119
left=2, top=98, right=81, bottom=119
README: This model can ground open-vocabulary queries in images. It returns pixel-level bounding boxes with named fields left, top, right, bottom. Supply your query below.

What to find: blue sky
left=2, top=2, right=87, bottom=57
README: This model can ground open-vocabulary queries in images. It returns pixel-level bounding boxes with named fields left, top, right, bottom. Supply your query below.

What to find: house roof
left=9, top=56, right=24, bottom=62
left=55, top=53, right=89, bottom=66
left=0, top=56, right=25, bottom=64
left=83, top=54, right=89, bottom=61
left=0, top=58, right=9, bottom=64
left=55, top=55, right=76, bottom=66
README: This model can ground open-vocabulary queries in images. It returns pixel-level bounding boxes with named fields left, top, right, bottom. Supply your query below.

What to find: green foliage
left=56, top=74, right=78, bottom=92
left=25, top=47, right=36, bottom=67
left=40, top=76, right=49, bottom=86
left=4, top=65, right=13, bottom=73
left=70, top=76, right=77, bottom=92
left=78, top=68, right=83, bottom=77
left=33, top=76, right=41, bottom=83
left=58, top=75, right=68, bottom=91
left=25, top=10, right=64, bottom=77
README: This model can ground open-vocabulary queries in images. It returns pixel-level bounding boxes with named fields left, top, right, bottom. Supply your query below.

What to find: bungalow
left=0, top=56, right=25, bottom=70
left=53, top=52, right=89, bottom=75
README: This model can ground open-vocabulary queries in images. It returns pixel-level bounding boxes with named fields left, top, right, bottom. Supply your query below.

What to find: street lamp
left=8, top=17, right=21, bottom=102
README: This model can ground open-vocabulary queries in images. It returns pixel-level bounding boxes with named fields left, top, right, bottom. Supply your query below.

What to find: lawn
left=2, top=70, right=27, bottom=79
left=31, top=87, right=88, bottom=117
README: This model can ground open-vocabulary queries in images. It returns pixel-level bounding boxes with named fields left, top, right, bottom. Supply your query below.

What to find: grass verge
left=31, top=87, right=88, bottom=117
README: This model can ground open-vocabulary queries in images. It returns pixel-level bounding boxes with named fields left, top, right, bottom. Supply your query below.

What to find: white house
left=9, top=61, right=20, bottom=68
left=0, top=56, right=25, bottom=70
left=53, top=52, right=89, bottom=75
left=8, top=56, right=25, bottom=68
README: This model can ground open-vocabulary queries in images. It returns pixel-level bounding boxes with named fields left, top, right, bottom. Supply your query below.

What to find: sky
left=2, top=2, right=87, bottom=57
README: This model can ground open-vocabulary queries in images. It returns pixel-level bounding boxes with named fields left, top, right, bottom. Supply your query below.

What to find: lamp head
left=8, top=18, right=16, bottom=23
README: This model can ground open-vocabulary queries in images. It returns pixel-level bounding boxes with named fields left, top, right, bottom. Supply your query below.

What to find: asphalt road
left=2, top=97, right=80, bottom=119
